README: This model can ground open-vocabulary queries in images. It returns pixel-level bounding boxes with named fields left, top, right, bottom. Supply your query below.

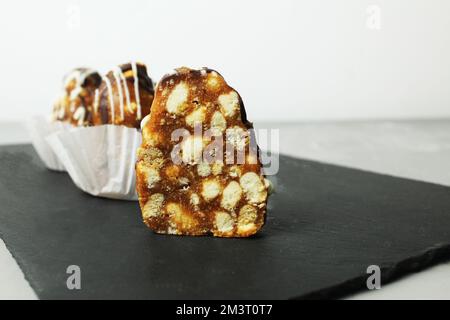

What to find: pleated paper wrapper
left=46, top=125, right=141, bottom=201
left=26, top=115, right=70, bottom=171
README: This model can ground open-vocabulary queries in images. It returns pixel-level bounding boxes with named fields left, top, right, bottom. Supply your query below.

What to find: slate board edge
left=296, top=243, right=450, bottom=300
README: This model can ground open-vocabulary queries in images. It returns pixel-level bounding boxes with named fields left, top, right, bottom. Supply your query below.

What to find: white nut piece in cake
left=167, top=202, right=198, bottom=232
left=142, top=193, right=164, bottom=219
left=142, top=129, right=160, bottom=146
left=166, top=82, right=188, bottom=114
left=136, top=147, right=164, bottom=189
left=186, top=106, right=206, bottom=127
left=211, top=161, right=224, bottom=175
left=226, top=126, right=247, bottom=151
left=140, top=166, right=160, bottom=189
left=207, top=71, right=220, bottom=89
left=229, top=165, right=241, bottom=177
left=237, top=204, right=258, bottom=234
left=137, top=146, right=163, bottom=163
left=215, top=211, right=234, bottom=234
left=197, top=162, right=211, bottom=177
left=201, top=178, right=222, bottom=201
left=221, top=181, right=242, bottom=211
left=210, top=111, right=227, bottom=134
left=190, top=193, right=200, bottom=206
left=218, top=91, right=239, bottom=118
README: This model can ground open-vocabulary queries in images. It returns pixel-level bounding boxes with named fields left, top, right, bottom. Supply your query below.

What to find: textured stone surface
left=0, top=144, right=450, bottom=299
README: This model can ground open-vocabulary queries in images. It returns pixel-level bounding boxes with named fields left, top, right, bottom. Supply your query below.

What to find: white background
left=1, top=0, right=450, bottom=122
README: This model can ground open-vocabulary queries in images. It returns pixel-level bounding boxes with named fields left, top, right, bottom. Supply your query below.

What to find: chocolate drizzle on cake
left=92, top=62, right=155, bottom=128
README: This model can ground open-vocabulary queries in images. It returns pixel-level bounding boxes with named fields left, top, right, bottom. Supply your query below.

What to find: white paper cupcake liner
left=46, top=125, right=141, bottom=201
left=26, top=115, right=70, bottom=171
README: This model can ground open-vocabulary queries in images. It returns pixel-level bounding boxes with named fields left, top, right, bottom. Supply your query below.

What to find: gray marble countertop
left=1, top=120, right=450, bottom=299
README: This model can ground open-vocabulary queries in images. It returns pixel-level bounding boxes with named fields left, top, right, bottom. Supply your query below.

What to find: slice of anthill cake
left=136, top=67, right=270, bottom=237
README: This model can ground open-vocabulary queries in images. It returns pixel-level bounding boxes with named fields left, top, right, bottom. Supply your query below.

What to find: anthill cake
left=52, top=68, right=102, bottom=126
left=136, top=67, right=270, bottom=237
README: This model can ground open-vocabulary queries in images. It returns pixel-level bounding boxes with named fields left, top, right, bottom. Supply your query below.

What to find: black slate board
left=0, top=144, right=449, bottom=300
